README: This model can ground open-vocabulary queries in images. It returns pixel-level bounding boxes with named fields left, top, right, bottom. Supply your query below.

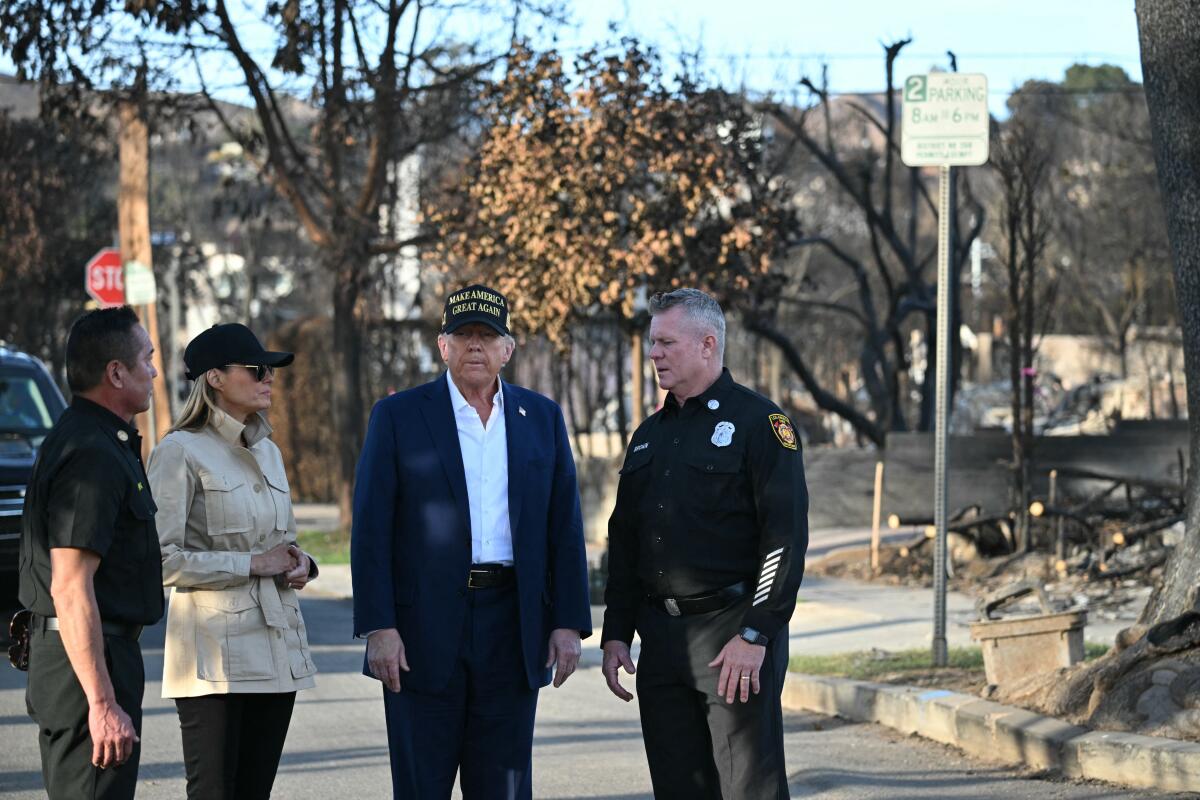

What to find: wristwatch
left=739, top=626, right=768, bottom=646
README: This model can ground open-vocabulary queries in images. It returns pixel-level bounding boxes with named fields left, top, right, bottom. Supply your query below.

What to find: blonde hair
left=169, top=374, right=222, bottom=433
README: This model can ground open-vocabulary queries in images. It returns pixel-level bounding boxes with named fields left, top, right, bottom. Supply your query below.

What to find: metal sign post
left=901, top=72, right=989, bottom=667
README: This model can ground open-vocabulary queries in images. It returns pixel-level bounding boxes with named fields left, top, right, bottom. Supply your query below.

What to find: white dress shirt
left=447, top=373, right=514, bottom=564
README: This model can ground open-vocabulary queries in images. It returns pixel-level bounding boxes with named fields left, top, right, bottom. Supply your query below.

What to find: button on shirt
left=447, top=374, right=513, bottom=564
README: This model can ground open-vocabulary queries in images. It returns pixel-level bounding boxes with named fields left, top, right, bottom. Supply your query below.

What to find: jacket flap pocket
left=190, top=585, right=259, bottom=612
left=619, top=450, right=653, bottom=475
left=198, top=471, right=244, bottom=493
left=198, top=471, right=252, bottom=534
left=262, top=467, right=290, bottom=494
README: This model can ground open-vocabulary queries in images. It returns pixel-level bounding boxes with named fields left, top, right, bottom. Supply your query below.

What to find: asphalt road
left=0, top=595, right=1178, bottom=799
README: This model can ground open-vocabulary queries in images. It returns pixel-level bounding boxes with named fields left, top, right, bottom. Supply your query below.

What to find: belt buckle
left=468, top=569, right=487, bottom=589
left=664, top=598, right=682, bottom=617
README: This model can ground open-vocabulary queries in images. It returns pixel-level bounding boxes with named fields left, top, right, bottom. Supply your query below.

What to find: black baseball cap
left=441, top=284, right=509, bottom=336
left=183, top=323, right=294, bottom=380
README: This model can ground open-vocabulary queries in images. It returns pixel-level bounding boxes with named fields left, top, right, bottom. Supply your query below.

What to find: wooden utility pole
left=870, top=461, right=885, bottom=573
left=118, top=97, right=171, bottom=454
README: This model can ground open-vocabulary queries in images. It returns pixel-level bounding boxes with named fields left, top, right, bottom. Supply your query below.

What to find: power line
left=548, top=42, right=1141, bottom=64
left=681, top=51, right=1141, bottom=63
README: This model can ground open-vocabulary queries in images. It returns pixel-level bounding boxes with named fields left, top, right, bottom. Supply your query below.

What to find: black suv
left=0, top=346, right=66, bottom=606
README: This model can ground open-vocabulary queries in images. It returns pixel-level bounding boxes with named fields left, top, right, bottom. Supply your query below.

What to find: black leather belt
left=649, top=581, right=750, bottom=617
left=36, top=615, right=144, bottom=641
left=468, top=563, right=516, bottom=589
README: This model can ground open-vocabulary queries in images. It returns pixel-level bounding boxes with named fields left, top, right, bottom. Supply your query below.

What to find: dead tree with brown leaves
left=0, top=0, right=533, bottom=524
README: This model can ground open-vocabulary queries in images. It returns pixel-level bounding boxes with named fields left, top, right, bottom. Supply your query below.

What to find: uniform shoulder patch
left=768, top=413, right=798, bottom=450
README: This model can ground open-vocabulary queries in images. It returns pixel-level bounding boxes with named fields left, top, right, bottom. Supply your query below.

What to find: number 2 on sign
left=905, top=75, right=926, bottom=102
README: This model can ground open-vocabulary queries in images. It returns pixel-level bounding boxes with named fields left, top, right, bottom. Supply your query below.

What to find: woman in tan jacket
left=147, top=323, right=316, bottom=800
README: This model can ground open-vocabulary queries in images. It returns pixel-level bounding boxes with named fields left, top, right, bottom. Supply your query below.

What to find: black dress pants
left=381, top=582, right=539, bottom=800
left=635, top=598, right=790, bottom=800
left=25, top=627, right=145, bottom=800
left=174, top=691, right=297, bottom=800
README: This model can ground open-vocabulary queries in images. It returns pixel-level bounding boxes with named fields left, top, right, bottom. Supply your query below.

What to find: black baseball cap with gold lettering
left=441, top=284, right=509, bottom=336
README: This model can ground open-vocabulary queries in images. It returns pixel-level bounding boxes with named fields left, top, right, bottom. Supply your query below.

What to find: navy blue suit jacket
left=351, top=374, right=593, bottom=693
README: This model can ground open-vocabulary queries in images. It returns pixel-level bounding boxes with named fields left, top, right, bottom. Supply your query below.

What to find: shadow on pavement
left=0, top=769, right=44, bottom=793
left=790, top=765, right=1030, bottom=795
left=789, top=617, right=927, bottom=639
left=783, top=713, right=850, bottom=733
left=534, top=719, right=644, bottom=748
left=278, top=744, right=391, bottom=771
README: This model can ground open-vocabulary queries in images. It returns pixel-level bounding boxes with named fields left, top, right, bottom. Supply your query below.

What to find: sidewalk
left=309, top=566, right=1132, bottom=654
left=303, top=530, right=1187, bottom=792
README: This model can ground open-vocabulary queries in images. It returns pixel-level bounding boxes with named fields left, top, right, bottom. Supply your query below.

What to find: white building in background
left=376, top=150, right=437, bottom=374
left=380, top=151, right=423, bottom=322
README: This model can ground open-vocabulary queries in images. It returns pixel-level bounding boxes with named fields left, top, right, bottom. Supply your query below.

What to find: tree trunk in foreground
left=994, top=1, right=1200, bottom=738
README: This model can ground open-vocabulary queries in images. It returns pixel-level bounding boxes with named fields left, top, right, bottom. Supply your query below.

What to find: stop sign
left=85, top=248, right=125, bottom=307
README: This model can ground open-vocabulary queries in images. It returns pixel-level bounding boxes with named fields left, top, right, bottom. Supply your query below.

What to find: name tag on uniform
left=632, top=442, right=649, bottom=453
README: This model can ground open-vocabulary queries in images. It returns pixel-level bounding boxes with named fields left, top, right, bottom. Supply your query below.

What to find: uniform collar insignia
left=698, top=368, right=735, bottom=414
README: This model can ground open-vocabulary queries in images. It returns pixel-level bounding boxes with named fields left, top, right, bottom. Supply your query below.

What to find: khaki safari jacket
left=147, top=407, right=317, bottom=698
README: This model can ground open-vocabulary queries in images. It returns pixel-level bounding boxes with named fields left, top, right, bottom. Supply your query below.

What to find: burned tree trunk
left=1134, top=0, right=1200, bottom=627
left=996, top=2, right=1200, bottom=737
left=992, top=111, right=1052, bottom=552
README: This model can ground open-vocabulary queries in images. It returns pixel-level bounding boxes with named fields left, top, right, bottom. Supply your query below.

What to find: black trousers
left=382, top=582, right=539, bottom=800
left=174, top=691, right=297, bottom=800
left=635, top=598, right=790, bottom=800
left=25, top=627, right=145, bottom=800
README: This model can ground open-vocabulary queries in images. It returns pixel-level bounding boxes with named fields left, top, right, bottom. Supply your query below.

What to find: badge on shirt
left=711, top=421, right=735, bottom=447
left=116, top=430, right=129, bottom=443
left=769, top=413, right=798, bottom=450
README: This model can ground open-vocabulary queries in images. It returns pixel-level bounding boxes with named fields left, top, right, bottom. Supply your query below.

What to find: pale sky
left=557, top=0, right=1142, bottom=115
left=0, top=1, right=1142, bottom=117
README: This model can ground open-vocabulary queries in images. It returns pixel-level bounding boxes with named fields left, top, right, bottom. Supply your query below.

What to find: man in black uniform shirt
left=601, top=289, right=808, bottom=799
left=19, top=306, right=165, bottom=799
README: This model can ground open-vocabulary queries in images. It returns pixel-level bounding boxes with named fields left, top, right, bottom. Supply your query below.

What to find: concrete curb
left=782, top=672, right=1200, bottom=793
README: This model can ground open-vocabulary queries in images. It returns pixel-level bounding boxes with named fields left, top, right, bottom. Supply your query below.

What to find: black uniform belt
left=35, top=614, right=144, bottom=641
left=649, top=581, right=751, bottom=617
left=467, top=563, right=516, bottom=589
